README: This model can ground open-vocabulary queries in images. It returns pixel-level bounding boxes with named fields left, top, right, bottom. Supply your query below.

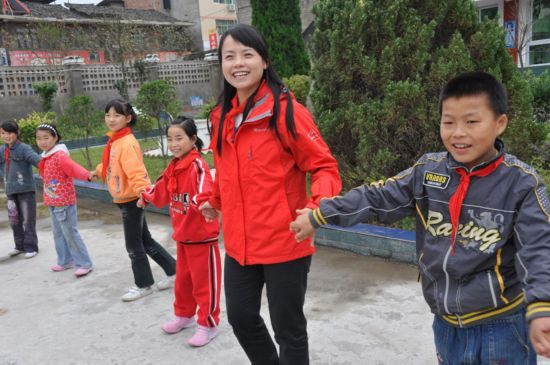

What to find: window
left=479, top=6, right=499, bottom=21
left=216, top=19, right=237, bottom=36
left=529, top=0, right=550, bottom=65
left=213, top=0, right=234, bottom=4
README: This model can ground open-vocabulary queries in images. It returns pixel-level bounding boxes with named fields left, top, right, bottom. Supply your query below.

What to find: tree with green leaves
left=310, top=0, right=547, bottom=189
left=134, top=80, right=180, bottom=166
left=251, top=0, right=309, bottom=78
left=33, top=81, right=58, bottom=112
left=59, top=95, right=104, bottom=169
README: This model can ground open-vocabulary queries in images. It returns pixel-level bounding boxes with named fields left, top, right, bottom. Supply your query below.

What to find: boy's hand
left=530, top=317, right=550, bottom=358
left=199, top=201, right=220, bottom=222
left=290, top=208, right=315, bottom=242
left=89, top=171, right=97, bottom=181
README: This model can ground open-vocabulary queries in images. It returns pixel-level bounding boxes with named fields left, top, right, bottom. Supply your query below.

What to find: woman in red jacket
left=200, top=24, right=341, bottom=364
left=140, top=116, right=221, bottom=347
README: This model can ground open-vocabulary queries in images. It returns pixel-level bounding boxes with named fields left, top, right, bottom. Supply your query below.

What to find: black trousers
left=117, top=200, right=176, bottom=288
left=224, top=254, right=312, bottom=365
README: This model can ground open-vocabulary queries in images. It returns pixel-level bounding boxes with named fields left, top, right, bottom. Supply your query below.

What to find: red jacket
left=41, top=144, right=90, bottom=207
left=142, top=149, right=219, bottom=244
left=209, top=82, right=341, bottom=265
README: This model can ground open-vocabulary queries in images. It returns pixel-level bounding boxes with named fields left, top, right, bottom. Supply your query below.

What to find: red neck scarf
left=101, top=127, right=132, bottom=182
left=3, top=146, right=10, bottom=173
left=166, top=149, right=199, bottom=194
left=448, top=155, right=504, bottom=254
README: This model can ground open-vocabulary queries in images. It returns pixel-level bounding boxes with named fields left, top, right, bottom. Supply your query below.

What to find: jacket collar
left=228, top=80, right=274, bottom=125
left=41, top=144, right=69, bottom=158
left=172, top=148, right=200, bottom=172
left=447, top=138, right=505, bottom=173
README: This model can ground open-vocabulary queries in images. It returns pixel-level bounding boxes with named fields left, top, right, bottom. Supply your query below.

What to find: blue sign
left=190, top=95, right=204, bottom=108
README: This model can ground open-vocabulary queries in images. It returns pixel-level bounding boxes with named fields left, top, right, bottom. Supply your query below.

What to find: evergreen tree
left=310, top=0, right=546, bottom=189
left=251, top=0, right=310, bottom=78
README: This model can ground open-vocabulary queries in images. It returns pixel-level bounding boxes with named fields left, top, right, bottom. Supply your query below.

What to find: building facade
left=474, top=0, right=550, bottom=72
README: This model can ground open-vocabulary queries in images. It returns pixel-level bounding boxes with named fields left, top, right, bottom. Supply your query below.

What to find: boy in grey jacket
left=290, top=72, right=550, bottom=363
left=0, top=120, right=41, bottom=258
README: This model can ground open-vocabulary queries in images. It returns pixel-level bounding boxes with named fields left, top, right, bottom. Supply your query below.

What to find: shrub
left=18, top=111, right=57, bottom=150
left=283, top=74, right=311, bottom=105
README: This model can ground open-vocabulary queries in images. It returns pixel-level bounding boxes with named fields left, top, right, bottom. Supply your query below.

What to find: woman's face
left=221, top=35, right=267, bottom=104
left=104, top=107, right=131, bottom=132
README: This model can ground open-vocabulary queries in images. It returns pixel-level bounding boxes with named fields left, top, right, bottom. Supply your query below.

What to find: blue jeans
left=433, top=309, right=536, bottom=365
left=50, top=205, right=93, bottom=269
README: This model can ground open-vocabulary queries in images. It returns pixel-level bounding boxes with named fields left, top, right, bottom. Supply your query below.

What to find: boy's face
left=440, top=94, right=507, bottom=169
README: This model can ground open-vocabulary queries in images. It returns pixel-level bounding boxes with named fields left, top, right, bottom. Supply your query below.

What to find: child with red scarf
left=0, top=120, right=41, bottom=258
left=93, top=99, right=176, bottom=302
left=138, top=116, right=221, bottom=347
left=291, top=72, right=550, bottom=363
left=36, top=123, right=93, bottom=277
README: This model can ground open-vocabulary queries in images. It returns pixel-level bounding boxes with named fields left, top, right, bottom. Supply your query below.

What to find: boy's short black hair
left=439, top=71, right=508, bottom=116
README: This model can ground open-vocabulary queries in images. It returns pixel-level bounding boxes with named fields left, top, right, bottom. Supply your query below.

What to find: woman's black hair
left=104, top=99, right=138, bottom=126
left=168, top=115, right=204, bottom=152
left=0, top=120, right=19, bottom=137
left=36, top=123, right=61, bottom=142
left=210, top=24, right=297, bottom=154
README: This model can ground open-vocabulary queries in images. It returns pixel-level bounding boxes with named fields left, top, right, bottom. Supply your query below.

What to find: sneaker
left=156, top=275, right=175, bottom=291
left=8, top=249, right=23, bottom=257
left=187, top=325, right=218, bottom=347
left=74, top=267, right=93, bottom=278
left=121, top=286, right=153, bottom=302
left=51, top=264, right=74, bottom=272
left=24, top=251, right=38, bottom=259
left=162, top=316, right=196, bottom=334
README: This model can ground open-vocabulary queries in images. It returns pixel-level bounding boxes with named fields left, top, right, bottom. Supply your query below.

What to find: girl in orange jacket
left=139, top=116, right=221, bottom=347
left=200, top=25, right=341, bottom=364
left=94, top=99, right=176, bottom=302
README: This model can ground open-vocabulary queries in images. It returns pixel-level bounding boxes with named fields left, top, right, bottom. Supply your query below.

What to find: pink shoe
left=74, top=267, right=92, bottom=277
left=187, top=325, right=217, bottom=347
left=51, top=264, right=73, bottom=272
left=161, top=316, right=196, bottom=334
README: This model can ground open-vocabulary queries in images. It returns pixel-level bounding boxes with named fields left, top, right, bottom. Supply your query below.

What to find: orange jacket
left=95, top=133, right=150, bottom=203
left=209, top=82, right=341, bottom=265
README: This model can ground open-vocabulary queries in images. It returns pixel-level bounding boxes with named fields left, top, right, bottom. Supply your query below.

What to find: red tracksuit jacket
left=142, top=149, right=219, bottom=243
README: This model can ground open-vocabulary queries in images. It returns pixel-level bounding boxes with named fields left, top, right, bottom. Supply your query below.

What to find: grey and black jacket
left=0, top=141, right=41, bottom=196
left=309, top=140, right=550, bottom=327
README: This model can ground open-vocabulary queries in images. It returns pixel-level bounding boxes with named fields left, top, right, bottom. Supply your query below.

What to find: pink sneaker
left=74, top=267, right=92, bottom=277
left=51, top=264, right=73, bottom=272
left=161, top=316, right=196, bottom=334
left=187, top=325, right=217, bottom=347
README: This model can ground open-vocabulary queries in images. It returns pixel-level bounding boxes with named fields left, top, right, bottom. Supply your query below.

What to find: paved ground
left=0, top=196, right=548, bottom=365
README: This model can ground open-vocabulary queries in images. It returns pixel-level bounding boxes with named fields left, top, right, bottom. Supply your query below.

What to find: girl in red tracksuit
left=139, top=116, right=220, bottom=348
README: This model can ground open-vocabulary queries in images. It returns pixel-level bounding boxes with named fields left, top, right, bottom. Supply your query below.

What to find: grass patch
left=67, top=138, right=214, bottom=180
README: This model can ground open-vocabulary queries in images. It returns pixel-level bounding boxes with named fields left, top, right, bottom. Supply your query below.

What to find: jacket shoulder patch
left=423, top=171, right=450, bottom=189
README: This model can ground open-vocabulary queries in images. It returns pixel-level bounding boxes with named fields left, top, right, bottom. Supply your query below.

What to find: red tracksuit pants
left=174, top=241, right=221, bottom=327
